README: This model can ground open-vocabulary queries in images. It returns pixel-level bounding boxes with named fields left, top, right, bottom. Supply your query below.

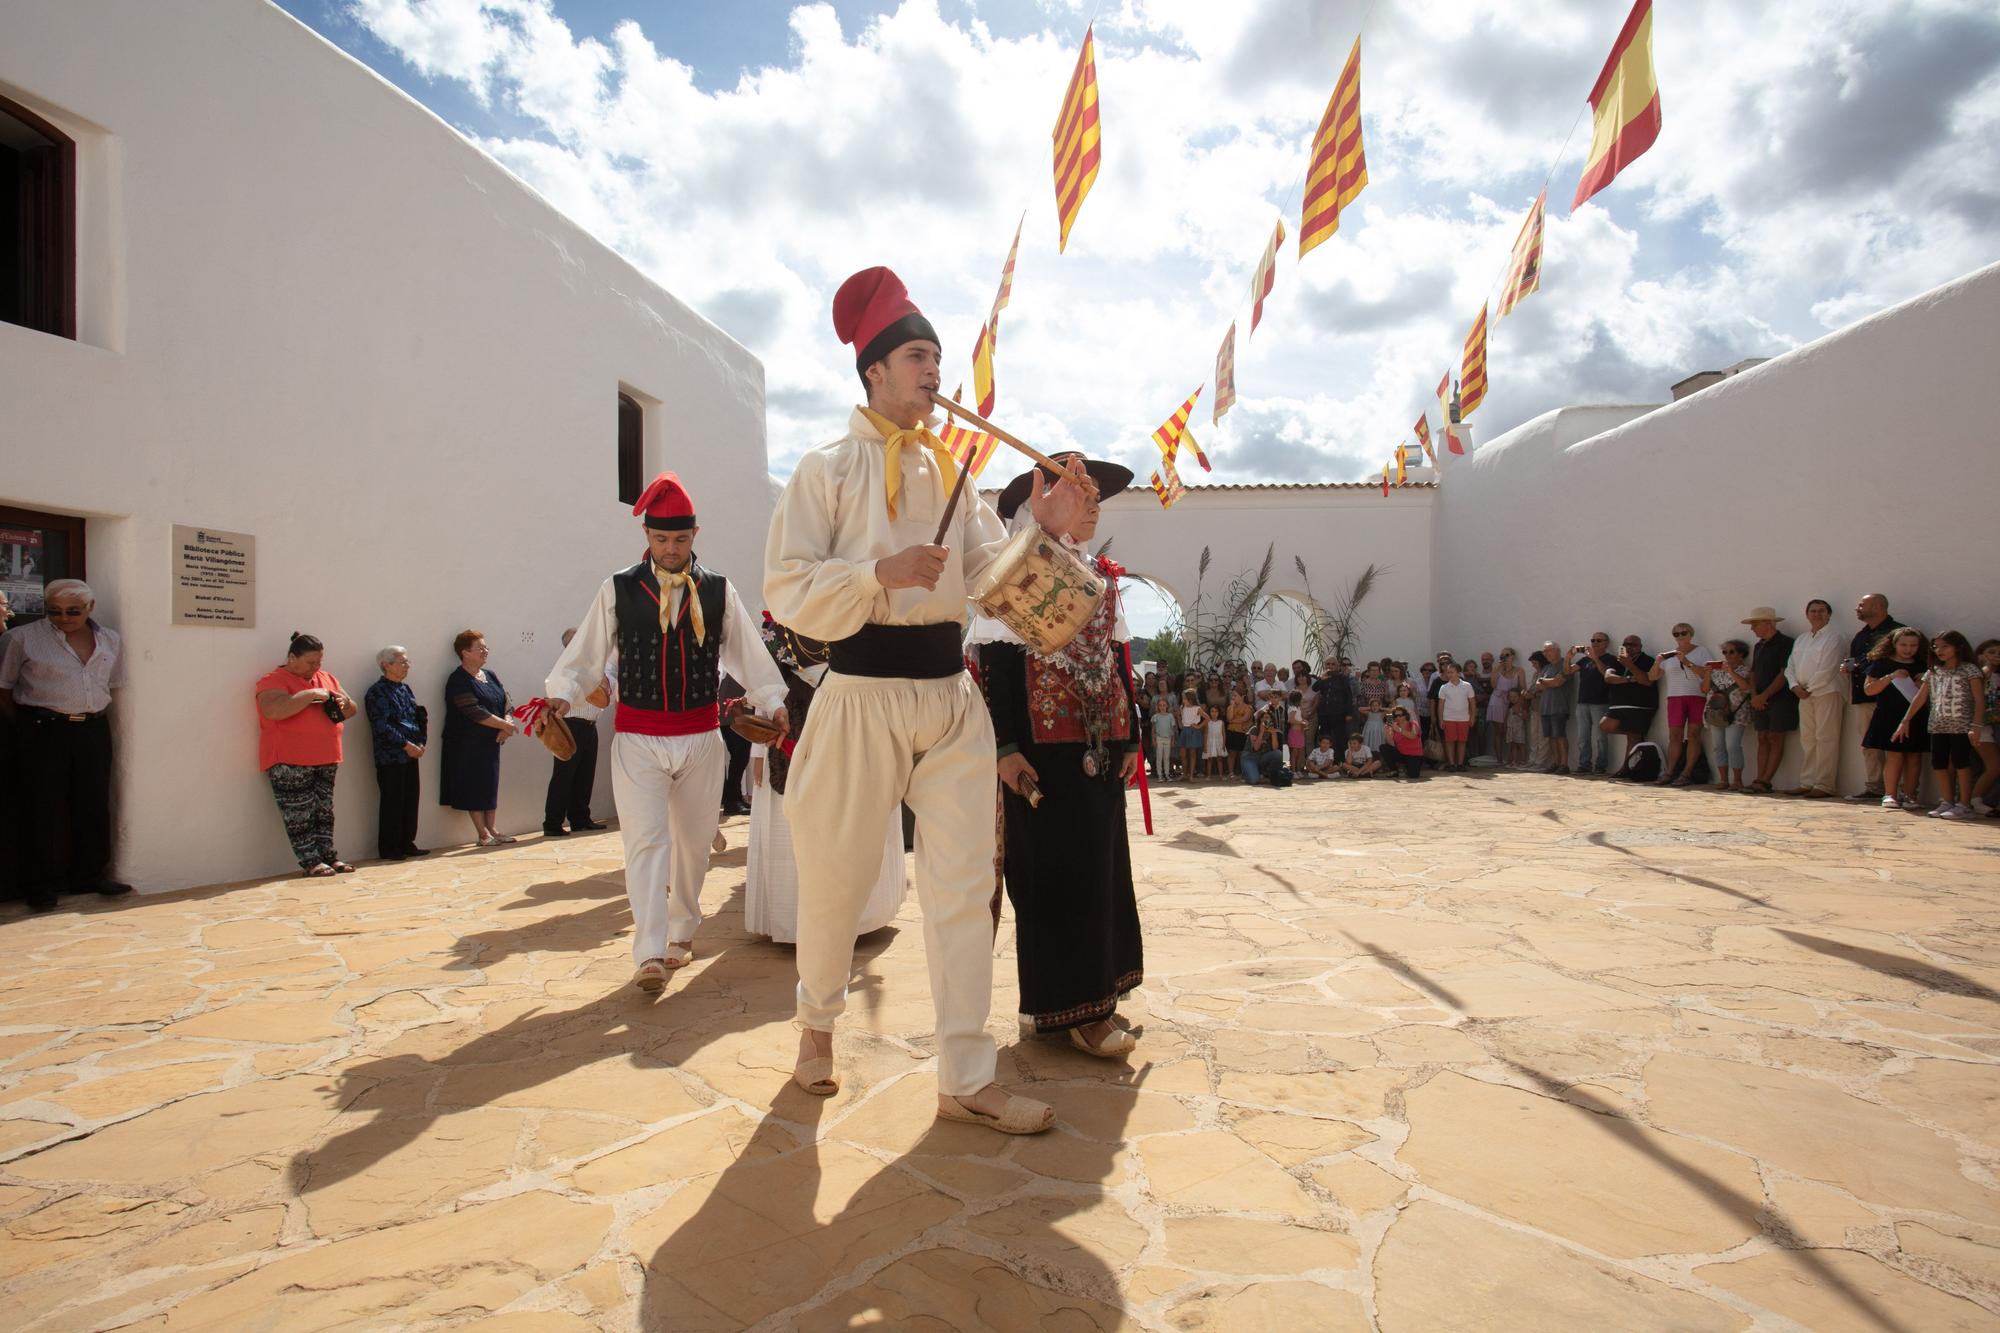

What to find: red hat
left=832, top=266, right=940, bottom=371
left=632, top=471, right=696, bottom=530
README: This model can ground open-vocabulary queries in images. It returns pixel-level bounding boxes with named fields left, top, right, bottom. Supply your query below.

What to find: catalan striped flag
left=939, top=384, right=1002, bottom=478
left=1150, top=462, right=1185, bottom=508
left=1395, top=444, right=1408, bottom=486
left=1151, top=386, right=1208, bottom=471
left=1182, top=426, right=1212, bottom=472
left=1213, top=323, right=1237, bottom=423
left=1498, top=191, right=1546, bottom=319
left=1248, top=219, right=1285, bottom=336
left=971, top=216, right=1025, bottom=415
left=1052, top=25, right=1102, bottom=253
left=1459, top=304, right=1489, bottom=419
left=1435, top=370, right=1451, bottom=417
left=1379, top=463, right=1390, bottom=497
left=1414, top=414, right=1434, bottom=464
left=1299, top=38, right=1368, bottom=259
left=970, top=324, right=996, bottom=418
left=1572, top=0, right=1661, bottom=211
left=1444, top=424, right=1467, bottom=456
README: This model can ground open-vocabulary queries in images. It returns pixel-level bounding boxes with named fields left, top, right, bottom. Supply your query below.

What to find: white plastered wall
left=1, top=1, right=772, bottom=890
left=1095, top=484, right=1437, bottom=669
left=1434, top=259, right=2000, bottom=791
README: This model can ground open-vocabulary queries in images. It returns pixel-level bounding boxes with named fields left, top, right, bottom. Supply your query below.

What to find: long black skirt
left=1002, top=741, right=1144, bottom=1033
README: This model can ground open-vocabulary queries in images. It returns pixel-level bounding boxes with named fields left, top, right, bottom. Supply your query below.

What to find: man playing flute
left=765, top=265, right=1087, bottom=1133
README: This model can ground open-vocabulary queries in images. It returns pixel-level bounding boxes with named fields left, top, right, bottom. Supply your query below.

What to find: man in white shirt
left=0, top=579, right=132, bottom=911
left=1784, top=597, right=1844, bottom=798
left=765, top=265, right=1086, bottom=1135
left=542, top=628, right=609, bottom=837
left=545, top=474, right=787, bottom=987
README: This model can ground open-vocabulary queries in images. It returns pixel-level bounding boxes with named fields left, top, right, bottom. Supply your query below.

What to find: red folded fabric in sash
left=615, top=701, right=719, bottom=737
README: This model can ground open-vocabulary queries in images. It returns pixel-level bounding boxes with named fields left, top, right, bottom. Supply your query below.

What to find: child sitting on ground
left=1303, top=734, right=1341, bottom=778
left=1339, top=734, right=1381, bottom=779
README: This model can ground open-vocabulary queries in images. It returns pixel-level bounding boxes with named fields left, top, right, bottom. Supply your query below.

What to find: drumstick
left=928, top=390, right=1095, bottom=493
left=933, top=445, right=975, bottom=546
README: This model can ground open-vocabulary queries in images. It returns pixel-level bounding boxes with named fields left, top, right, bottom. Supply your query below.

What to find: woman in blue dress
left=440, top=629, right=518, bottom=844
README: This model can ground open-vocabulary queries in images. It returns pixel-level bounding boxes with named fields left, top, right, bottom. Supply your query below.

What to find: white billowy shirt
left=766, top=407, right=1012, bottom=641
left=1784, top=624, right=1845, bottom=695
left=544, top=570, right=785, bottom=716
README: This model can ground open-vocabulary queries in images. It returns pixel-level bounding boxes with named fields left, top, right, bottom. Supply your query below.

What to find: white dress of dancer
left=745, top=666, right=906, bottom=943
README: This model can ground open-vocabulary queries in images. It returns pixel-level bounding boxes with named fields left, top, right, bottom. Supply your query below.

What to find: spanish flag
left=1052, top=25, right=1103, bottom=252
left=1459, top=304, right=1489, bottom=419
left=1395, top=444, right=1407, bottom=486
left=1379, top=463, right=1390, bottom=497
left=1300, top=38, right=1368, bottom=259
left=1572, top=0, right=1661, bottom=211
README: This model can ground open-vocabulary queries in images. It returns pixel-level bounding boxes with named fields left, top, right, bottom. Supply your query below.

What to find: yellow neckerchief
left=860, top=405, right=959, bottom=521
left=651, top=560, right=704, bottom=645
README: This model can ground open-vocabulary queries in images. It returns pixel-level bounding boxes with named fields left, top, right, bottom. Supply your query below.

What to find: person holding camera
left=255, top=631, right=357, bottom=876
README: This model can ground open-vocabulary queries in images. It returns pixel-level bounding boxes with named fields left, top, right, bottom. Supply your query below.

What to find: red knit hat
left=832, top=266, right=940, bottom=371
left=632, top=471, right=696, bottom=530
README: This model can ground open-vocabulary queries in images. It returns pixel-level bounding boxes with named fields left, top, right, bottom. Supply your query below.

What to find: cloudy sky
left=279, top=0, right=2000, bottom=486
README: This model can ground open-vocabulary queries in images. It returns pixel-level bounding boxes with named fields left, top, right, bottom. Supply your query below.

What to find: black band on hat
left=642, top=514, right=696, bottom=531
left=856, top=312, right=940, bottom=372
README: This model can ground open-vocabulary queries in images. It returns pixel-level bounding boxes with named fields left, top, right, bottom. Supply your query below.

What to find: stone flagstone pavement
left=2, top=773, right=1999, bottom=1330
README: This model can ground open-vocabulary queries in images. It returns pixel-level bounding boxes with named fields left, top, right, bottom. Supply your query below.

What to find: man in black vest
left=546, top=472, right=786, bottom=991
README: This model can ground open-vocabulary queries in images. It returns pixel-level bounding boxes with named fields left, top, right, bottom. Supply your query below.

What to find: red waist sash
left=614, top=701, right=718, bottom=737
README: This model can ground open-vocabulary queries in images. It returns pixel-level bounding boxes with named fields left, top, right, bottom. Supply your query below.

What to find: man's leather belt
left=830, top=623, right=964, bottom=679
left=25, top=706, right=102, bottom=723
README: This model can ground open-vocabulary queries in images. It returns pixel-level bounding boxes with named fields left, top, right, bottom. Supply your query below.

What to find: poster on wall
left=1, top=527, right=46, bottom=617
left=171, top=524, right=256, bottom=626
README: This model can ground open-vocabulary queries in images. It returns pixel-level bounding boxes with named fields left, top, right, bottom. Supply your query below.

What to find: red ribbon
left=511, top=697, right=553, bottom=733
left=1121, top=640, right=1153, bottom=836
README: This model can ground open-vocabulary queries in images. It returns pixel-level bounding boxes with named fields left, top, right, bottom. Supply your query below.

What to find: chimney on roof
left=1671, top=357, right=1770, bottom=401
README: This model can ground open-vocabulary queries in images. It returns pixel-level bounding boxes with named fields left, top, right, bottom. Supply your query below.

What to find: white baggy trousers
left=610, top=728, right=725, bottom=965
left=786, top=669, right=999, bottom=1096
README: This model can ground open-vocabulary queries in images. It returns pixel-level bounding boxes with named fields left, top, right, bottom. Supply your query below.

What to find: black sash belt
left=830, top=623, right=964, bottom=679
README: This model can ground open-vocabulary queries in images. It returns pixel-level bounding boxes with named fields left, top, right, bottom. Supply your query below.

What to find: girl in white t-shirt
left=1178, top=690, right=1206, bottom=784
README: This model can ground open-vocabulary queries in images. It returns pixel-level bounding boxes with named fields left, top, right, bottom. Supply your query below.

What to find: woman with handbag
left=364, top=646, right=429, bottom=861
left=441, top=629, right=518, bottom=845
left=254, top=632, right=357, bottom=876
left=1702, top=640, right=1752, bottom=790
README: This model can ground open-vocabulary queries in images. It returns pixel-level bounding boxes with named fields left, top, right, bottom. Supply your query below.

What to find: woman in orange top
left=255, top=632, right=356, bottom=876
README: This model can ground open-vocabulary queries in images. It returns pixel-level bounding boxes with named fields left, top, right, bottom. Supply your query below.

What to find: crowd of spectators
left=1135, top=595, right=1999, bottom=819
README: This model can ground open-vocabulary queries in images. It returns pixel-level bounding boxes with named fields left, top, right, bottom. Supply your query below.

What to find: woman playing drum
left=970, top=451, right=1145, bottom=1058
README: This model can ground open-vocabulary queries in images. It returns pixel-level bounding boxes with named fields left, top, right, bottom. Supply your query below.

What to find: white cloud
left=340, top=0, right=2000, bottom=479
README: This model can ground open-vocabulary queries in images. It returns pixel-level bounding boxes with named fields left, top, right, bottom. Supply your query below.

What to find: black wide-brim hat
left=995, top=452, right=1134, bottom=521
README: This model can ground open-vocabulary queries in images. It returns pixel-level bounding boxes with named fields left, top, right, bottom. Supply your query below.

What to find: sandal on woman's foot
left=1069, top=1022, right=1137, bottom=1059
left=662, top=942, right=694, bottom=969
left=937, top=1090, right=1055, bottom=1135
left=632, top=959, right=670, bottom=993
left=490, top=834, right=516, bottom=845
left=330, top=861, right=356, bottom=873
left=304, top=863, right=337, bottom=878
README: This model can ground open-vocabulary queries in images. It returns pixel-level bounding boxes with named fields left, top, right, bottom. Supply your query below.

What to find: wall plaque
left=172, top=524, right=256, bottom=626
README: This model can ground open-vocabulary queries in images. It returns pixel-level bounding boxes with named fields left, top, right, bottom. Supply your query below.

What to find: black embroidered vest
left=611, top=559, right=729, bottom=713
